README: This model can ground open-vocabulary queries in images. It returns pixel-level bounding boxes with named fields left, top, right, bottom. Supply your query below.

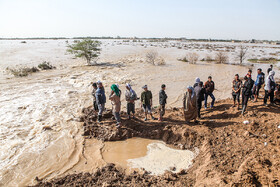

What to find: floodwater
left=102, top=138, right=198, bottom=175
left=0, top=39, right=279, bottom=186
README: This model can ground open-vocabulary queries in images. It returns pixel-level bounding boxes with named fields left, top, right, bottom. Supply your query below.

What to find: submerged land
left=0, top=39, right=279, bottom=186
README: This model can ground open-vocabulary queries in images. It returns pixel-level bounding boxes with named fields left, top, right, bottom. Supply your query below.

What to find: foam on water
left=128, top=142, right=198, bottom=175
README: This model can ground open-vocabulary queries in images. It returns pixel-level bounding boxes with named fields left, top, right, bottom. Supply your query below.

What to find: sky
left=0, top=0, right=279, bottom=40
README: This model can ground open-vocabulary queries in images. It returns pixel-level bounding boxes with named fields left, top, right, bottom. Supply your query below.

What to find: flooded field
left=0, top=39, right=279, bottom=186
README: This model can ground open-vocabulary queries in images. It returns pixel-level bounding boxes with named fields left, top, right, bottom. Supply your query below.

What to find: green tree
left=67, top=39, right=101, bottom=65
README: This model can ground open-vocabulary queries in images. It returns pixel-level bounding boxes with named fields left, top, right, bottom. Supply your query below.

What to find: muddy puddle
left=102, top=138, right=198, bottom=175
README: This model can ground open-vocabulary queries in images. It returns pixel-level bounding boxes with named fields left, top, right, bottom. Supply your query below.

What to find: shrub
left=7, top=67, right=39, bottom=77
left=187, top=52, right=199, bottom=64
left=146, top=51, right=158, bottom=65
left=215, top=51, right=228, bottom=64
left=38, top=61, right=55, bottom=70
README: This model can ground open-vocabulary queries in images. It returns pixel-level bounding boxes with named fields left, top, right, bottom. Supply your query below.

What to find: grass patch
left=248, top=58, right=280, bottom=64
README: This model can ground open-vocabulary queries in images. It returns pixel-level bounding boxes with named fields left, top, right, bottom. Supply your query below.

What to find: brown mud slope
left=35, top=98, right=280, bottom=187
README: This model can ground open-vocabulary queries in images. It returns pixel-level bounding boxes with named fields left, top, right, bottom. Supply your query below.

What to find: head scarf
left=187, top=85, right=195, bottom=98
left=111, top=84, right=120, bottom=97
left=195, top=77, right=200, bottom=83
left=269, top=71, right=275, bottom=82
left=126, top=83, right=133, bottom=91
left=97, top=80, right=102, bottom=84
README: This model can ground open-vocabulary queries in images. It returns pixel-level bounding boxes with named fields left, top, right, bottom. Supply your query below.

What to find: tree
left=215, top=51, right=228, bottom=64
left=237, top=45, right=248, bottom=64
left=187, top=52, right=199, bottom=64
left=67, top=39, right=101, bottom=65
left=146, top=51, right=158, bottom=65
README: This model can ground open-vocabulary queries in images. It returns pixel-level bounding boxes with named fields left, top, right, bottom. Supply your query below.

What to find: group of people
left=91, top=65, right=279, bottom=126
left=231, top=65, right=279, bottom=115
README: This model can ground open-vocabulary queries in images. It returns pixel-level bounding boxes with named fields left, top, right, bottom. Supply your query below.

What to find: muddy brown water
left=102, top=138, right=197, bottom=175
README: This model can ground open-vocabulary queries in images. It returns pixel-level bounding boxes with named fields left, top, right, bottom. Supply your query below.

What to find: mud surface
left=34, top=97, right=280, bottom=186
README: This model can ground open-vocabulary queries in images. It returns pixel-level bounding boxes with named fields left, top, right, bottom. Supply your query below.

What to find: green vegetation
left=248, top=58, right=280, bottom=64
left=7, top=62, right=55, bottom=77
left=38, top=61, right=55, bottom=70
left=67, top=39, right=101, bottom=65
left=6, top=67, right=39, bottom=77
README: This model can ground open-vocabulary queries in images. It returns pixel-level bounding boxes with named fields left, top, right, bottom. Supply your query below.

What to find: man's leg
left=242, top=96, right=249, bottom=115
left=132, top=103, right=135, bottom=118
left=204, top=93, right=209, bottom=108
left=143, top=104, right=148, bottom=120
left=233, top=94, right=236, bottom=106
left=210, top=93, right=215, bottom=108
left=264, top=90, right=268, bottom=105
left=197, top=101, right=202, bottom=118
left=115, top=112, right=121, bottom=123
left=237, top=93, right=240, bottom=109
left=270, top=91, right=274, bottom=104
left=148, top=105, right=155, bottom=120
left=97, top=104, right=104, bottom=122
left=127, top=103, right=131, bottom=118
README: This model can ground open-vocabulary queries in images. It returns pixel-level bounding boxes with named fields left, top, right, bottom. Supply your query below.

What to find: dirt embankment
left=34, top=98, right=280, bottom=187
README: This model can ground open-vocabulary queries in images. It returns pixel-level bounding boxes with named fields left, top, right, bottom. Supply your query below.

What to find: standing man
left=125, top=83, right=137, bottom=119
left=92, top=82, right=98, bottom=114
left=241, top=76, right=253, bottom=115
left=194, top=81, right=205, bottom=119
left=204, top=76, right=215, bottom=109
left=159, top=84, right=168, bottom=121
left=141, top=85, right=155, bottom=121
left=232, top=74, right=242, bottom=109
left=95, top=81, right=106, bottom=122
left=252, top=68, right=265, bottom=102
left=264, top=71, right=276, bottom=106
left=183, top=86, right=198, bottom=123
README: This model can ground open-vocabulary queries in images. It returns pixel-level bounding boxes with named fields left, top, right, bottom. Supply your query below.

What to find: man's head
left=142, top=85, right=148, bottom=91
left=248, top=69, right=252, bottom=75
left=92, top=82, right=97, bottom=89
left=270, top=65, right=273, bottom=69
left=235, top=74, right=239, bottom=80
left=97, top=81, right=103, bottom=88
left=257, top=68, right=262, bottom=74
left=208, top=76, right=212, bottom=82
left=199, top=81, right=203, bottom=87
left=161, top=84, right=166, bottom=90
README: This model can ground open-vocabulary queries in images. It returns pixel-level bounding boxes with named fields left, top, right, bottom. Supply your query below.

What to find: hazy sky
left=0, top=0, right=279, bottom=40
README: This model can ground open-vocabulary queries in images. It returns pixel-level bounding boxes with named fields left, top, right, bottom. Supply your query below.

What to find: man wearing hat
left=141, top=85, right=155, bottom=121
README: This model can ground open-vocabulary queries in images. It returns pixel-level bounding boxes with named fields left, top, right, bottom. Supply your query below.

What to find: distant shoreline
left=0, top=37, right=279, bottom=44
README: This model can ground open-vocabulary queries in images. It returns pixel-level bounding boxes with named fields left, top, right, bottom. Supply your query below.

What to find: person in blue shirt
left=252, top=68, right=265, bottom=102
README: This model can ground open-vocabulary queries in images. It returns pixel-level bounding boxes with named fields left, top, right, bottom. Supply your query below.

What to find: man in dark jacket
left=204, top=76, right=215, bottom=109
left=159, top=84, right=168, bottom=121
left=141, top=85, right=155, bottom=121
left=194, top=81, right=205, bottom=119
left=92, top=83, right=98, bottom=114
left=95, top=81, right=106, bottom=122
left=241, top=76, right=253, bottom=115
